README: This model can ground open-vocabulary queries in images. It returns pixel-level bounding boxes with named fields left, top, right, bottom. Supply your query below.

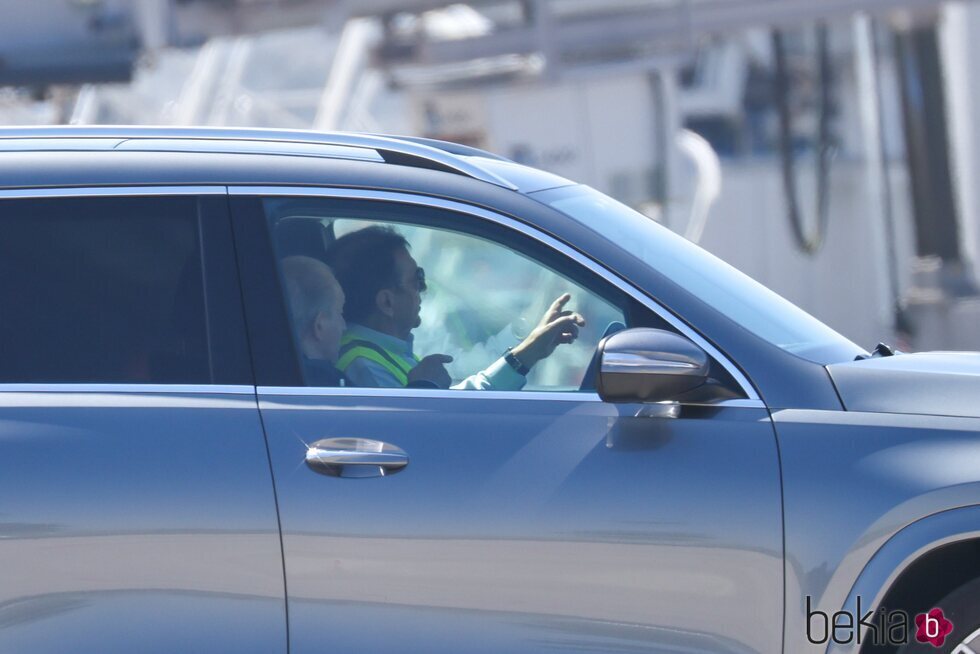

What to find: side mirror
left=597, top=328, right=711, bottom=403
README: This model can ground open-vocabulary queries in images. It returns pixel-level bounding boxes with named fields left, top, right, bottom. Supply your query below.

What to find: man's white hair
left=280, top=256, right=339, bottom=331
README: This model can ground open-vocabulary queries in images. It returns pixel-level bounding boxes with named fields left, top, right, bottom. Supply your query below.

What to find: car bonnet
left=828, top=352, right=980, bottom=418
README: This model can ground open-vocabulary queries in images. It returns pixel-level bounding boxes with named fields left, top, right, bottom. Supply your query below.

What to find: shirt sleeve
left=450, top=356, right=526, bottom=391
left=344, top=357, right=404, bottom=388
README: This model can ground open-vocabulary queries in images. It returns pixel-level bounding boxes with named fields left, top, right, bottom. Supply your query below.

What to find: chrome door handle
left=305, top=438, right=408, bottom=478
left=308, top=450, right=407, bottom=466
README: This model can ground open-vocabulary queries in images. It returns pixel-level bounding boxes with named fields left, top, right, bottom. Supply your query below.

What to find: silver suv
left=1, top=126, right=979, bottom=654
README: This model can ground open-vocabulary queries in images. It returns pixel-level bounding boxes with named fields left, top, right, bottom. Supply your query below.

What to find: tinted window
left=534, top=184, right=865, bottom=364
left=260, top=197, right=740, bottom=394
left=327, top=217, right=625, bottom=390
left=0, top=196, right=214, bottom=383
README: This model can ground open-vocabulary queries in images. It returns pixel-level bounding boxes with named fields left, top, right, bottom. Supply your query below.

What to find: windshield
left=533, top=185, right=865, bottom=364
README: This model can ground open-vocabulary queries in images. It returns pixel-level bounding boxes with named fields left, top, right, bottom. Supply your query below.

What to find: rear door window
left=0, top=194, right=249, bottom=384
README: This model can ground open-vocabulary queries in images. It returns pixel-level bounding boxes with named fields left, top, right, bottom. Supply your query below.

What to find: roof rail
left=370, top=134, right=512, bottom=162
left=0, top=126, right=519, bottom=190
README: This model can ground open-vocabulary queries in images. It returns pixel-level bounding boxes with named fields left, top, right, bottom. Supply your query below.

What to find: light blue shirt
left=343, top=323, right=526, bottom=391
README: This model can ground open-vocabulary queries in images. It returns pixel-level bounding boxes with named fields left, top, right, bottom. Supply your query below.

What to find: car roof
left=0, top=126, right=573, bottom=194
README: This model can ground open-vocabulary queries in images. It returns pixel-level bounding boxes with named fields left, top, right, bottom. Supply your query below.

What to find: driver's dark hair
left=326, top=225, right=410, bottom=324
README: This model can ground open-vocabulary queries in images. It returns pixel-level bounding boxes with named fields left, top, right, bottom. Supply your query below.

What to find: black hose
left=772, top=25, right=835, bottom=255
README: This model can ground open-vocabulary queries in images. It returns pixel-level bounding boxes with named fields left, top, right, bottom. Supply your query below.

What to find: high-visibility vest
left=336, top=333, right=420, bottom=386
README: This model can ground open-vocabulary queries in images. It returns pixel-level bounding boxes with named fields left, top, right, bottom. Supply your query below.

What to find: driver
left=325, top=225, right=585, bottom=389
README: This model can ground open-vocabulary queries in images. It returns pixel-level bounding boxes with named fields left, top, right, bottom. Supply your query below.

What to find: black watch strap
left=504, top=349, right=530, bottom=376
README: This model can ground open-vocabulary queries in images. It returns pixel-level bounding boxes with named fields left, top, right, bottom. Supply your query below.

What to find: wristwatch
left=504, top=348, right=530, bottom=376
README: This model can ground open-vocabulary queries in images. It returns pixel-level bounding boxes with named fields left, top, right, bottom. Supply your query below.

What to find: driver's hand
left=510, top=294, right=585, bottom=369
left=408, top=354, right=453, bottom=389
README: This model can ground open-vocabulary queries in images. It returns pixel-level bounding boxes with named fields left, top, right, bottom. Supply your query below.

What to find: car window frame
left=229, top=186, right=762, bottom=406
left=0, top=186, right=254, bottom=391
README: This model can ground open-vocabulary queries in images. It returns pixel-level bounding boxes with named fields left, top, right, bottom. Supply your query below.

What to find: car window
left=0, top=195, right=215, bottom=383
left=534, top=184, right=866, bottom=364
left=263, top=197, right=638, bottom=392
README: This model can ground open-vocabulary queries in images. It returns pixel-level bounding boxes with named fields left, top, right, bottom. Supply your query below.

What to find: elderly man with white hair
left=280, top=255, right=349, bottom=387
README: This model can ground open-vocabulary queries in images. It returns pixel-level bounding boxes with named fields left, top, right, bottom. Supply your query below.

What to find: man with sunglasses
left=326, top=225, right=585, bottom=390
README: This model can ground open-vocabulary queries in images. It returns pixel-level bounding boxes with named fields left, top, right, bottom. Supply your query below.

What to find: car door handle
left=305, top=438, right=408, bottom=478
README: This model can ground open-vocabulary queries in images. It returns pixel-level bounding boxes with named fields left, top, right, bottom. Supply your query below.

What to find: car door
left=0, top=190, right=286, bottom=654
left=231, top=187, right=783, bottom=654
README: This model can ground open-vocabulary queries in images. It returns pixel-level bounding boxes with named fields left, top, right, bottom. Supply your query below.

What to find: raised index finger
left=547, top=293, right=572, bottom=315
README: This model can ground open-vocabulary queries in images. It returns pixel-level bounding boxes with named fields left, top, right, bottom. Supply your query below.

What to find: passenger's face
left=391, top=248, right=423, bottom=337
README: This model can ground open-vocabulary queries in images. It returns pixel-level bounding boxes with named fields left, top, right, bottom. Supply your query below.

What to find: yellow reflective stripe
left=341, top=338, right=416, bottom=373
left=336, top=346, right=409, bottom=386
left=340, top=333, right=419, bottom=370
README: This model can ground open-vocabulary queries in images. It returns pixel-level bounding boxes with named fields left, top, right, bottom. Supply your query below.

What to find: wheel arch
left=826, top=505, right=980, bottom=654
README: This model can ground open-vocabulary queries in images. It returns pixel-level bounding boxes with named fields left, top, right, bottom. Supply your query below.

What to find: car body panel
left=258, top=390, right=783, bottom=654
left=828, top=352, right=980, bottom=418
left=0, top=389, right=286, bottom=654
left=775, top=409, right=980, bottom=653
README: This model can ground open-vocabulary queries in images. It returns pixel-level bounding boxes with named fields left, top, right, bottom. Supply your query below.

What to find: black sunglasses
left=396, top=267, right=426, bottom=293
